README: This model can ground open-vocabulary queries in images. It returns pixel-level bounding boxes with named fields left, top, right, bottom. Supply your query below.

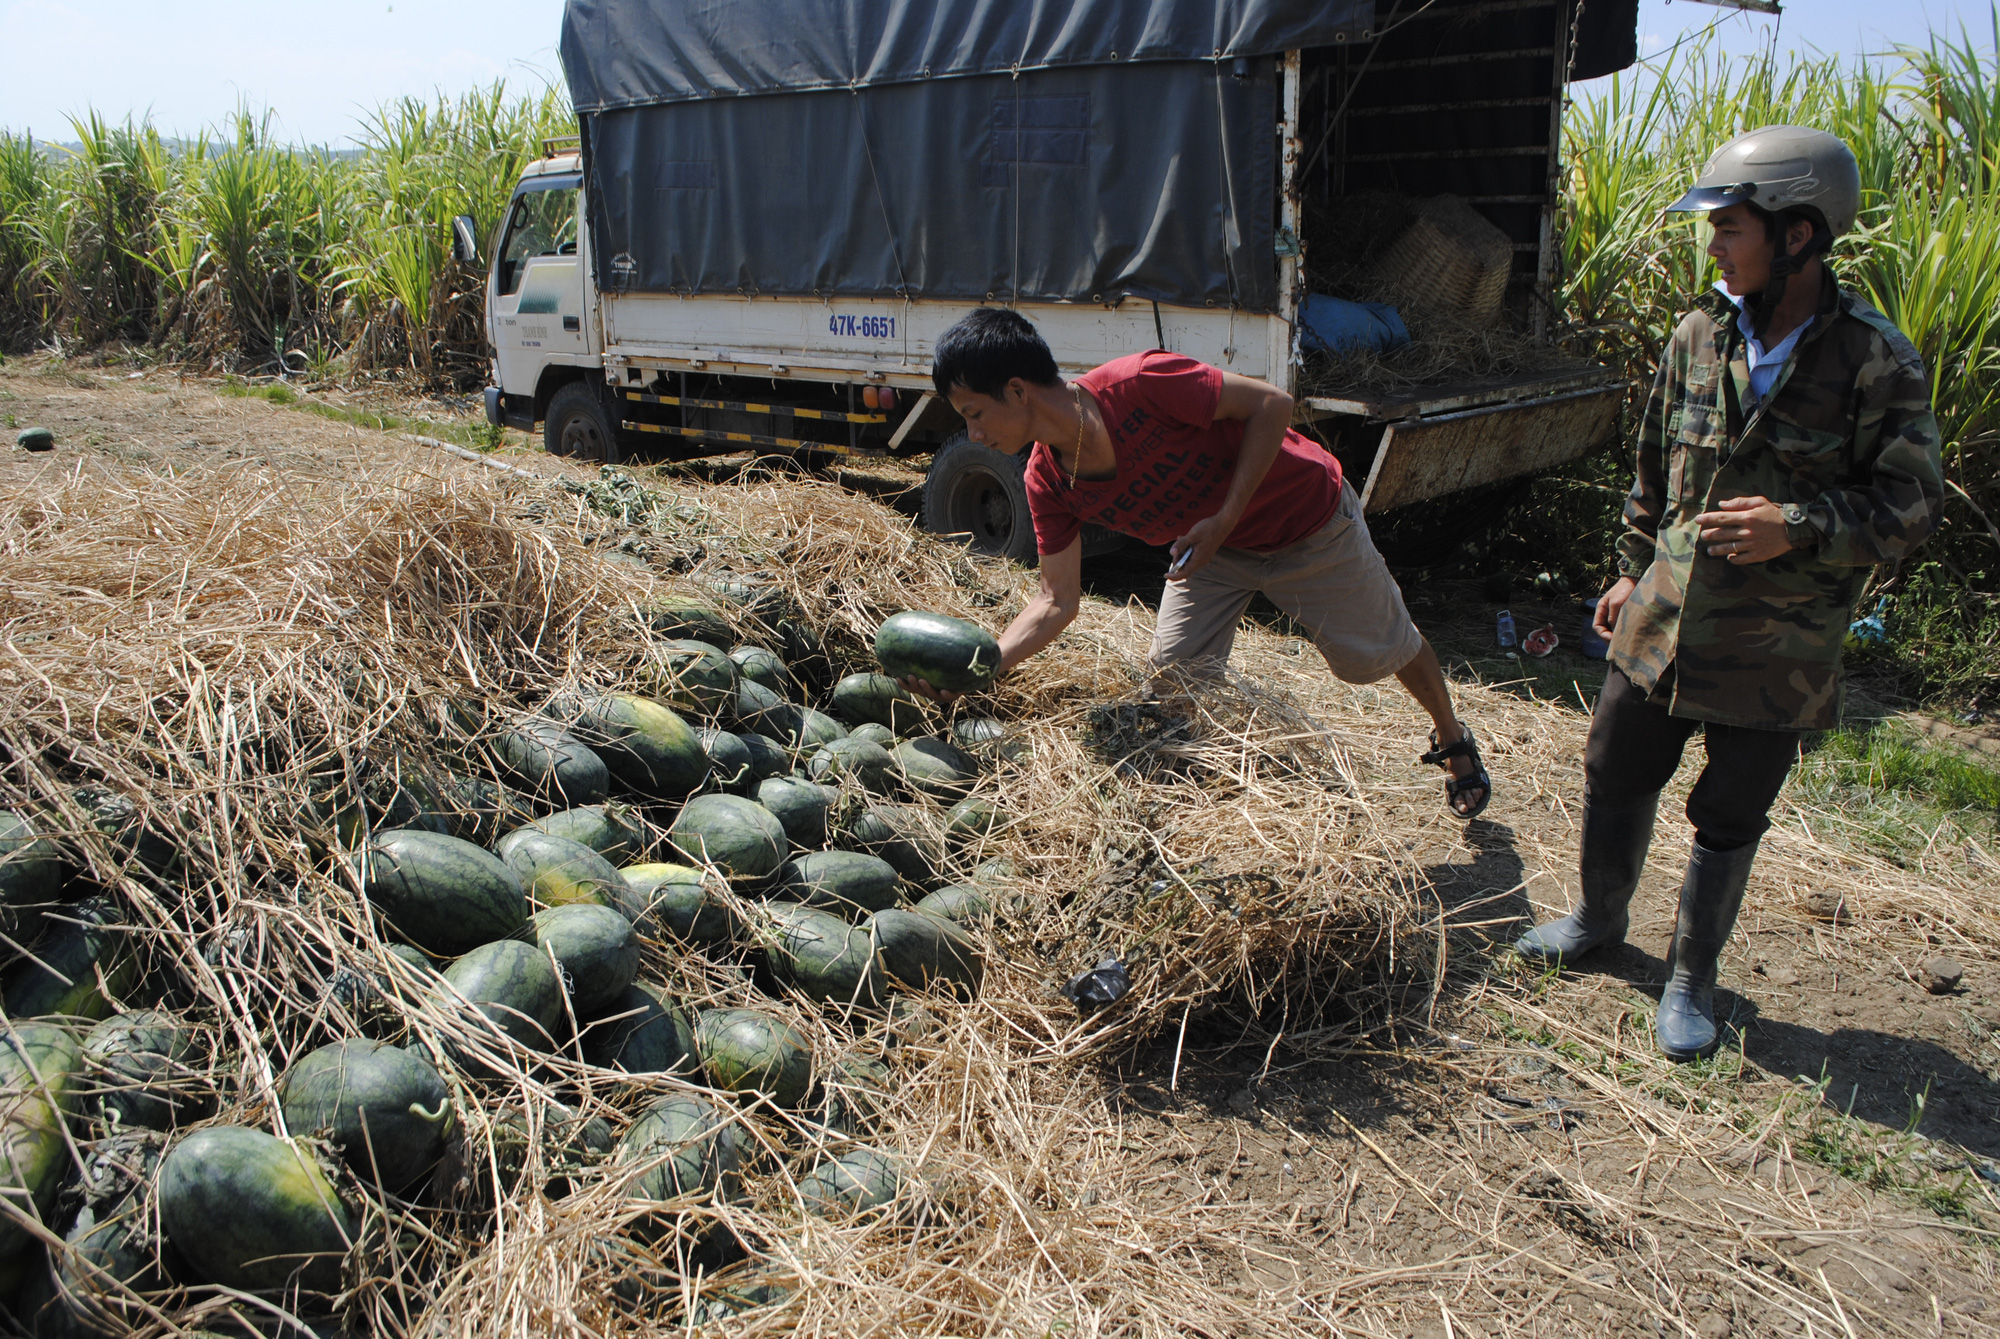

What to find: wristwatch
left=1780, top=502, right=1817, bottom=552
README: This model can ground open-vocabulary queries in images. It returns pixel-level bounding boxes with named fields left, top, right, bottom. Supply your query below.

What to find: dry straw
left=0, top=444, right=1429, bottom=1336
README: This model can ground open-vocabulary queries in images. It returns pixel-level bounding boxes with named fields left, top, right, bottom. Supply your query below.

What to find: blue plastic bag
left=1299, top=293, right=1411, bottom=357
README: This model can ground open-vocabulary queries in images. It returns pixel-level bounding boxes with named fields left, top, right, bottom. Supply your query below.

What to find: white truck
left=467, top=0, right=1639, bottom=563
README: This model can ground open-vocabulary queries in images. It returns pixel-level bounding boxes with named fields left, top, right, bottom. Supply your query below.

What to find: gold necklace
left=1066, top=383, right=1084, bottom=488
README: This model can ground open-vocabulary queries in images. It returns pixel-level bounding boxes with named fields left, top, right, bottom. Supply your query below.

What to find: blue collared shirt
left=1713, top=281, right=1806, bottom=412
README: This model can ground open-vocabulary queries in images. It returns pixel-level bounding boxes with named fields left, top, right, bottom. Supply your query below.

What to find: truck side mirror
left=451, top=215, right=480, bottom=265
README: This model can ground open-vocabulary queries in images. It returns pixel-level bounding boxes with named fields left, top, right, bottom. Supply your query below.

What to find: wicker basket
left=1365, top=194, right=1515, bottom=324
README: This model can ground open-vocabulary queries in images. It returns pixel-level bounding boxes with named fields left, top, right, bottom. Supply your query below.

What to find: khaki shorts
left=1149, top=483, right=1424, bottom=684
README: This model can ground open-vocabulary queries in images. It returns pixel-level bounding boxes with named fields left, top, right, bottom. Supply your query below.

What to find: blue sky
left=1, top=0, right=1991, bottom=146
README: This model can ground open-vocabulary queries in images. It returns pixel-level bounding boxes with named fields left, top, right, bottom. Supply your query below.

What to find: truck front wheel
left=544, top=381, right=620, bottom=463
left=923, top=433, right=1037, bottom=565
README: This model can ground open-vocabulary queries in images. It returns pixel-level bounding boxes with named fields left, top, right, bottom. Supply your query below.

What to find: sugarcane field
left=4, top=2, right=2000, bottom=1338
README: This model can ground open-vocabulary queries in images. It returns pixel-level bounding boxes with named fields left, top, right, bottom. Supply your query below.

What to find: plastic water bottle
left=1496, top=609, right=1519, bottom=652
left=1580, top=598, right=1609, bottom=660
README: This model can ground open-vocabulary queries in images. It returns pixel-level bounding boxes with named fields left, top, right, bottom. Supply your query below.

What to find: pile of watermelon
left=0, top=587, right=1026, bottom=1328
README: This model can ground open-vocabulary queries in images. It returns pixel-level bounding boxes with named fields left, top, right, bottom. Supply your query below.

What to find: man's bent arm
left=1208, top=372, right=1295, bottom=532
left=997, top=537, right=1083, bottom=673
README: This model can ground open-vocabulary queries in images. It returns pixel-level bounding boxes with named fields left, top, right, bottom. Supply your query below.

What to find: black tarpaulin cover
left=560, top=0, right=1375, bottom=110
left=561, top=2, right=1375, bottom=312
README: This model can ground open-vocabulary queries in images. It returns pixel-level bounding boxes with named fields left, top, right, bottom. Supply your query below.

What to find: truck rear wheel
left=923, top=433, right=1037, bottom=565
left=545, top=381, right=621, bottom=463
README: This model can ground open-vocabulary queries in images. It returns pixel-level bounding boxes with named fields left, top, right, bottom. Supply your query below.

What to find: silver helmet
left=1665, top=124, right=1861, bottom=239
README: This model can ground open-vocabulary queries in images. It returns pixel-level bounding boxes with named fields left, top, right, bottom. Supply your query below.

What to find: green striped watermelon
left=874, top=611, right=1001, bottom=694
left=669, top=794, right=789, bottom=879
left=773, top=851, right=902, bottom=917
left=279, top=1039, right=453, bottom=1189
left=830, top=672, right=926, bottom=734
left=525, top=803, right=646, bottom=865
left=0, top=1022, right=84, bottom=1259
left=158, top=1125, right=354, bottom=1294
left=3, top=896, right=132, bottom=1021
left=809, top=736, right=897, bottom=793
left=562, top=692, right=710, bottom=799
left=645, top=599, right=735, bottom=647
left=891, top=736, right=978, bottom=801
left=620, top=862, right=735, bottom=943
left=494, top=717, right=610, bottom=807
left=867, top=908, right=983, bottom=997
left=695, top=1008, right=813, bottom=1108
left=729, top=645, right=789, bottom=693
left=362, top=829, right=529, bottom=956
left=698, top=728, right=756, bottom=794
left=582, top=980, right=698, bottom=1074
left=756, top=901, right=883, bottom=1006
left=81, top=1010, right=200, bottom=1132
left=755, top=776, right=832, bottom=850
left=439, top=939, right=565, bottom=1059
left=914, top=882, right=994, bottom=926
left=649, top=639, right=741, bottom=718
left=530, top=902, right=640, bottom=1015
left=799, top=1146, right=902, bottom=1216
left=497, top=827, right=631, bottom=914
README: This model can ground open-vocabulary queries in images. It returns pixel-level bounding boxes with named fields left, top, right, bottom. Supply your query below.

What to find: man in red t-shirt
left=910, top=308, right=1491, bottom=818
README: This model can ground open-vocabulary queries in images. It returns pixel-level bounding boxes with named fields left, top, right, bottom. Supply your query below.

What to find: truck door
left=491, top=176, right=591, bottom=395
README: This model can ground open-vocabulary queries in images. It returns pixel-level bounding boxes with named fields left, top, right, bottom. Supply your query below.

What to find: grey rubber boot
left=1655, top=839, right=1758, bottom=1062
left=1514, top=792, right=1659, bottom=963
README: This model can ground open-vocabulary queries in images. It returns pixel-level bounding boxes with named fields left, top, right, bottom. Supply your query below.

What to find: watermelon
left=439, top=939, right=565, bottom=1058
left=817, top=1053, right=891, bottom=1135
left=427, top=772, right=516, bottom=845
left=867, top=908, right=984, bottom=997
left=362, top=829, right=529, bottom=956
left=847, top=722, right=896, bottom=748
left=756, top=902, right=882, bottom=1006
left=951, top=716, right=1028, bottom=763
left=695, top=1008, right=813, bottom=1108
left=915, top=883, right=994, bottom=927
left=620, top=863, right=734, bottom=943
left=703, top=576, right=800, bottom=625
left=561, top=692, right=710, bottom=799
left=529, top=903, right=640, bottom=1015
left=158, top=1125, right=354, bottom=1294
left=733, top=679, right=802, bottom=742
left=736, top=731, right=794, bottom=785
left=494, top=717, right=610, bottom=806
left=670, top=794, right=789, bottom=879
left=491, top=1099, right=612, bottom=1195
left=72, top=783, right=178, bottom=878
left=891, top=736, right=978, bottom=801
left=837, top=805, right=940, bottom=888
left=729, top=645, right=789, bottom=693
left=873, top=612, right=1002, bottom=694
left=496, top=827, right=631, bottom=914
left=649, top=639, right=741, bottom=717
left=279, top=1039, right=453, bottom=1189
left=582, top=981, right=698, bottom=1074
left=809, top=736, right=896, bottom=793
left=777, top=618, right=828, bottom=683
left=620, top=1093, right=741, bottom=1204
left=81, top=1010, right=199, bottom=1132
left=944, top=796, right=1004, bottom=850
left=0, top=1022, right=84, bottom=1259
left=975, top=856, right=1019, bottom=882
left=40, top=1139, right=169, bottom=1336
left=698, top=728, right=756, bottom=794
left=756, top=777, right=832, bottom=850
left=799, top=1147, right=902, bottom=1216
left=646, top=600, right=735, bottom=647
left=773, top=851, right=902, bottom=918
left=0, top=809, right=64, bottom=934
left=3, top=896, right=133, bottom=1021
left=830, top=673, right=926, bottom=734
left=795, top=708, right=848, bottom=750
left=526, top=803, right=646, bottom=865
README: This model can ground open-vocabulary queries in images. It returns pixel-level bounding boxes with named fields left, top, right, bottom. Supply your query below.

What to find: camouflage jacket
left=1610, top=273, right=1943, bottom=731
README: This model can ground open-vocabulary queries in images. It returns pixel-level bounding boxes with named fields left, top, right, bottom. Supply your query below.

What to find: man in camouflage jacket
left=1516, top=126, right=1944, bottom=1062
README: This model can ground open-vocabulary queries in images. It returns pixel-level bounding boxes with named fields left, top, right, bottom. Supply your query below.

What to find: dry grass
left=3, top=434, right=1996, bottom=1337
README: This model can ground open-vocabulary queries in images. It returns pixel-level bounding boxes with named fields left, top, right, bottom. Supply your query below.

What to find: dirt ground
left=4, top=354, right=1997, bottom=1337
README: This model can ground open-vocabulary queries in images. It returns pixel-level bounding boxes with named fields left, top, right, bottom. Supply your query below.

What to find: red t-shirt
left=1024, top=351, right=1342, bottom=557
